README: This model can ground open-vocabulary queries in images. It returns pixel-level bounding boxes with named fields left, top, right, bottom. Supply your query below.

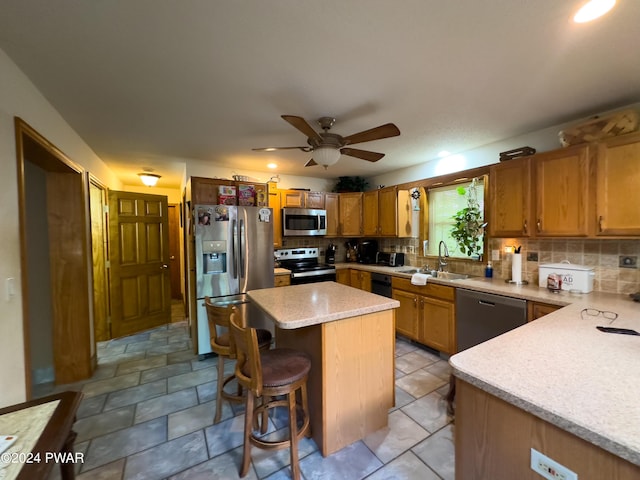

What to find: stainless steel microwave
left=282, top=208, right=327, bottom=236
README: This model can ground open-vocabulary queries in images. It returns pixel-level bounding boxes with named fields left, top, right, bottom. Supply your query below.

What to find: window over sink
left=425, top=179, right=485, bottom=260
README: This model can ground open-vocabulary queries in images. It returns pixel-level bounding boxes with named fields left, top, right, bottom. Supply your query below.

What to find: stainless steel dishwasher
left=456, top=288, right=527, bottom=351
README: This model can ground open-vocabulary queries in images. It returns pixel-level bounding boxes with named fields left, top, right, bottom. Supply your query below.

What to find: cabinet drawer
left=391, top=277, right=455, bottom=301
left=274, top=275, right=291, bottom=287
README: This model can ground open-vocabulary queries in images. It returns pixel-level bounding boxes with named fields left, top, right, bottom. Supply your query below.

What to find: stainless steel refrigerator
left=194, top=205, right=274, bottom=356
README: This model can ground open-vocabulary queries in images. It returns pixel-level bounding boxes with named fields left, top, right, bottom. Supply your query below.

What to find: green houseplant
left=450, top=178, right=486, bottom=258
left=333, top=176, right=369, bottom=192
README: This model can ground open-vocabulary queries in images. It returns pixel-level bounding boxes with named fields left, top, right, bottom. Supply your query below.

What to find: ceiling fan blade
left=252, top=146, right=311, bottom=152
left=305, top=159, right=318, bottom=167
left=340, top=148, right=385, bottom=162
left=281, top=115, right=323, bottom=143
left=342, top=123, right=400, bottom=145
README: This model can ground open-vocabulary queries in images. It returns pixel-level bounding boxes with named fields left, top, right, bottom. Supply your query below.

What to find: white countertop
left=248, top=281, right=399, bottom=330
left=451, top=294, right=640, bottom=466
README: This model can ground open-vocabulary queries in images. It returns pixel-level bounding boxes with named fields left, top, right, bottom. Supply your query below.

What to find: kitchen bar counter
left=248, top=282, right=399, bottom=457
left=248, top=281, right=399, bottom=329
left=450, top=295, right=640, bottom=477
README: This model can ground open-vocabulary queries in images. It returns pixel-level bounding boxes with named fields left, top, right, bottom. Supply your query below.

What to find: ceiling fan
left=253, top=115, right=400, bottom=168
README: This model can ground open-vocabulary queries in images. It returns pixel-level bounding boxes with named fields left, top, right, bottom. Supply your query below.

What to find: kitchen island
left=248, top=281, right=400, bottom=456
left=450, top=298, right=640, bottom=479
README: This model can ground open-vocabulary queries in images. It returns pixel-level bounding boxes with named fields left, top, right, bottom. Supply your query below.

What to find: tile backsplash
left=281, top=237, right=640, bottom=295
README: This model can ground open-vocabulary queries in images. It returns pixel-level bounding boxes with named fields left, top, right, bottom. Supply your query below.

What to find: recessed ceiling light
left=573, top=0, right=616, bottom=23
left=264, top=148, right=277, bottom=152
left=267, top=163, right=278, bottom=169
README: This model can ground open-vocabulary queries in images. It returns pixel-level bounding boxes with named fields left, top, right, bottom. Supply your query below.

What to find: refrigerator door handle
left=232, top=219, right=238, bottom=279
left=239, top=218, right=246, bottom=278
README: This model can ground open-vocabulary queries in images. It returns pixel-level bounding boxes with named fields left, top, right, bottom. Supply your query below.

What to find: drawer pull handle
left=536, top=219, right=541, bottom=232
left=523, top=219, right=528, bottom=234
left=598, top=216, right=604, bottom=232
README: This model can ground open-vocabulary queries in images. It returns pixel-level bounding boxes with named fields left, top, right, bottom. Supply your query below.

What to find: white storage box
left=538, top=263, right=595, bottom=293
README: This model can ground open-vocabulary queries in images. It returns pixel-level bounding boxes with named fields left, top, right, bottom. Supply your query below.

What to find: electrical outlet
left=527, top=251, right=539, bottom=262
left=530, top=448, right=577, bottom=480
left=619, top=256, right=637, bottom=269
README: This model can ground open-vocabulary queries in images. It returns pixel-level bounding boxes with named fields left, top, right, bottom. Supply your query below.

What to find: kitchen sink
left=433, top=271, right=469, bottom=280
left=398, top=268, right=419, bottom=274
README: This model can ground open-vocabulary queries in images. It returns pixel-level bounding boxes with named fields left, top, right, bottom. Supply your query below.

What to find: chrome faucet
left=438, top=241, right=449, bottom=272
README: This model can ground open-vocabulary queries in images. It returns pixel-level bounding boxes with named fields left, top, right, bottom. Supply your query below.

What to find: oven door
left=290, top=270, right=337, bottom=285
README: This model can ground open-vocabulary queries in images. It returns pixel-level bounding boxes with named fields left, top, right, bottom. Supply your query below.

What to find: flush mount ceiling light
left=573, top=0, right=616, bottom=23
left=138, top=172, right=161, bottom=187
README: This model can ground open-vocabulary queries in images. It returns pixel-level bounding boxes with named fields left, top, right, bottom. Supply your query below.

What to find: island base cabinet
left=455, top=379, right=640, bottom=480
left=275, top=310, right=395, bottom=457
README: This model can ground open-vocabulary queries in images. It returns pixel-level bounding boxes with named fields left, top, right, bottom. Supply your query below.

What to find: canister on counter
left=547, top=273, right=562, bottom=292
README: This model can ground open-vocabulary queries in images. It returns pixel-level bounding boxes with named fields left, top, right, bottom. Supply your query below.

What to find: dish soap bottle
left=485, top=261, right=493, bottom=278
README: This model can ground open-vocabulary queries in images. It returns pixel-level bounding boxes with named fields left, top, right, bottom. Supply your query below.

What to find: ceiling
left=1, top=1, right=639, bottom=188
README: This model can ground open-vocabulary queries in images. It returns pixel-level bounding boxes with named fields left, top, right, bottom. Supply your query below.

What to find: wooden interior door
left=89, top=177, right=110, bottom=342
left=167, top=204, right=182, bottom=300
left=109, top=191, right=171, bottom=338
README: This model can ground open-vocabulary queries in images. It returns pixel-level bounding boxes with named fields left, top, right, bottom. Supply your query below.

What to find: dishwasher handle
left=478, top=300, right=495, bottom=307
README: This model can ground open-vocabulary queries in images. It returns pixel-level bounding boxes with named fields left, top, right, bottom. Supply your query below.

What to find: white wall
left=185, top=160, right=335, bottom=192
left=370, top=102, right=640, bottom=187
left=0, top=48, right=121, bottom=407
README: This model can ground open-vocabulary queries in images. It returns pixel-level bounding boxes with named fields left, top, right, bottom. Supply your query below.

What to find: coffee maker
left=325, top=243, right=337, bottom=264
left=357, top=239, right=378, bottom=264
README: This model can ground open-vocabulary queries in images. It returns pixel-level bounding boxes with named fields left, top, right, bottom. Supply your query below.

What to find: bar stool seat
left=204, top=297, right=272, bottom=424
left=230, top=310, right=311, bottom=480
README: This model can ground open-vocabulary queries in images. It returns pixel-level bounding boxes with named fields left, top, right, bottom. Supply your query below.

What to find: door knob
left=170, top=255, right=176, bottom=260
left=161, top=264, right=169, bottom=269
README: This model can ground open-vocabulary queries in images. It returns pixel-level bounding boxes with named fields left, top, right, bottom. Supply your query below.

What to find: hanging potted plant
left=450, top=178, right=487, bottom=258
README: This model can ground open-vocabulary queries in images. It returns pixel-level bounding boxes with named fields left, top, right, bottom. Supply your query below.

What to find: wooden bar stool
left=204, top=297, right=272, bottom=424
left=229, top=310, right=311, bottom=480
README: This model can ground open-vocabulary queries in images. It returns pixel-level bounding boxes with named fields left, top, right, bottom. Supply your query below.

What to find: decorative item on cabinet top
left=558, top=109, right=639, bottom=147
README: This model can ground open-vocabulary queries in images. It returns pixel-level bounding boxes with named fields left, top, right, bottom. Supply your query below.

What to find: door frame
left=15, top=117, right=93, bottom=397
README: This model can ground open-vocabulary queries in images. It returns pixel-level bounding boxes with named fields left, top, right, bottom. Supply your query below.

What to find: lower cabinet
left=392, top=277, right=456, bottom=354
left=274, top=274, right=291, bottom=287
left=336, top=268, right=350, bottom=286
left=350, top=270, right=371, bottom=292
left=527, top=301, right=560, bottom=321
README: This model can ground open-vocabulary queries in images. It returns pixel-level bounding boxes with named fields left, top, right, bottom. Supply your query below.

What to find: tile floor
left=41, top=302, right=455, bottom=479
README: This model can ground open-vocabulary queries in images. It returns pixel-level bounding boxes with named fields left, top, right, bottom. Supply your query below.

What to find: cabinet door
left=338, top=193, right=363, bottom=236
left=527, top=301, right=559, bottom=322
left=349, top=270, right=361, bottom=288
left=281, top=190, right=304, bottom=208
left=362, top=190, right=379, bottom=236
left=336, top=269, right=350, bottom=286
left=420, top=296, right=455, bottom=354
left=325, top=193, right=340, bottom=237
left=191, top=177, right=231, bottom=205
left=268, top=183, right=282, bottom=248
left=359, top=271, right=372, bottom=292
left=489, top=158, right=532, bottom=237
left=392, top=289, right=419, bottom=340
left=596, top=132, right=640, bottom=235
left=378, top=187, right=398, bottom=236
left=305, top=191, right=325, bottom=209
left=535, top=145, right=590, bottom=236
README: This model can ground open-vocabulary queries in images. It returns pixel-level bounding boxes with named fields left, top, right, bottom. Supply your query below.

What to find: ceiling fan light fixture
left=138, top=172, right=161, bottom=187
left=314, top=146, right=341, bottom=167
left=573, top=0, right=616, bottom=23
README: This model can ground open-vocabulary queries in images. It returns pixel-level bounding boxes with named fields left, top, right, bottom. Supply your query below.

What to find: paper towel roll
left=512, top=253, right=522, bottom=283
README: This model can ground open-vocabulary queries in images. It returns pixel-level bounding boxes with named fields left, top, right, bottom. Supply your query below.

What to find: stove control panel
left=274, top=248, right=319, bottom=261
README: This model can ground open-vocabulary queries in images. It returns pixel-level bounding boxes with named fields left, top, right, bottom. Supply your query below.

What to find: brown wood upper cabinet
left=363, top=187, right=414, bottom=237
left=489, top=144, right=590, bottom=237
left=281, top=190, right=325, bottom=209
left=324, top=193, right=340, bottom=237
left=595, top=131, right=640, bottom=236
left=337, top=192, right=363, bottom=236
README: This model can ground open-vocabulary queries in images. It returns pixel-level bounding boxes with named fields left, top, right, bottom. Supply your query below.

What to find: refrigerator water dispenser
left=202, top=240, right=226, bottom=274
